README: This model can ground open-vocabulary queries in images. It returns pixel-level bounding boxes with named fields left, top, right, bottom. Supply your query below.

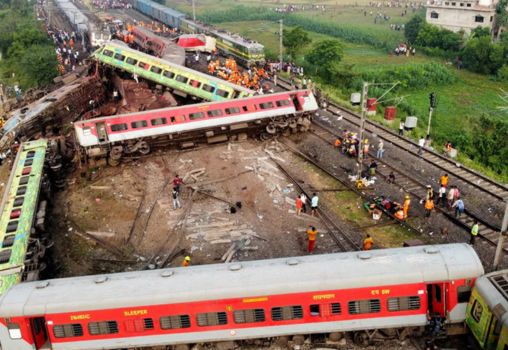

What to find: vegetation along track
left=311, top=122, right=508, bottom=254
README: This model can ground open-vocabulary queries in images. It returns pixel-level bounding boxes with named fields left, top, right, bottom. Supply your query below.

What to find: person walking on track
left=311, top=193, right=319, bottom=216
left=470, top=221, right=479, bottom=245
left=306, top=226, right=318, bottom=253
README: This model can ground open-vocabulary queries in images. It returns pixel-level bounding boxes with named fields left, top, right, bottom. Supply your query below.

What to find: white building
left=425, top=0, right=498, bottom=34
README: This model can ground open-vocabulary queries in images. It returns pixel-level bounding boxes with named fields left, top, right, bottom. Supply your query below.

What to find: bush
left=498, top=64, right=508, bottom=81
left=352, top=62, right=456, bottom=90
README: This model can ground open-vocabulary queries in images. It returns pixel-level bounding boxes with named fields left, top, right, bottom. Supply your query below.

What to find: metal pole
left=192, top=0, right=196, bottom=22
left=493, top=200, right=508, bottom=270
left=279, top=19, right=283, bottom=71
left=426, top=107, right=433, bottom=138
left=357, top=82, right=368, bottom=179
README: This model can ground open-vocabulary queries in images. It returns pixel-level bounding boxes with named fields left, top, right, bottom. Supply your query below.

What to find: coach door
left=292, top=95, right=303, bottom=112
left=29, top=317, right=50, bottom=349
left=96, top=122, right=108, bottom=143
left=427, top=283, right=446, bottom=317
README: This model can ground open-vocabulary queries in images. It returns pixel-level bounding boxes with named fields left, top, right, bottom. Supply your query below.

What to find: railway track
left=276, top=76, right=508, bottom=202
left=275, top=76, right=507, bottom=250
left=311, top=122, right=508, bottom=254
left=272, top=159, right=360, bottom=252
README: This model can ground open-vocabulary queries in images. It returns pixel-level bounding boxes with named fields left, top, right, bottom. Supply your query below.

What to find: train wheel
left=353, top=331, right=370, bottom=347
left=266, top=123, right=277, bottom=135
left=108, top=157, right=120, bottom=167
left=260, top=132, right=272, bottom=141
left=138, top=141, right=150, bottom=155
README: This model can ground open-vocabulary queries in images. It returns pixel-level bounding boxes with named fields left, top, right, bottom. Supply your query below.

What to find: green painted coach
left=93, top=41, right=254, bottom=101
left=466, top=270, right=508, bottom=350
left=0, top=139, right=47, bottom=295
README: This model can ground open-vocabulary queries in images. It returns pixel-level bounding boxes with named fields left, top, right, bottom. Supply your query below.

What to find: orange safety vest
left=307, top=229, right=317, bottom=241
left=363, top=237, right=373, bottom=250
left=425, top=199, right=434, bottom=210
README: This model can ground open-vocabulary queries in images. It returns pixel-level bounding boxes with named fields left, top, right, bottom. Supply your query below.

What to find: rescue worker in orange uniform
left=363, top=234, right=374, bottom=250
left=424, top=198, right=435, bottom=218
left=403, top=195, right=410, bottom=219
left=306, top=226, right=318, bottom=253
left=182, top=256, right=190, bottom=267
left=440, top=173, right=448, bottom=188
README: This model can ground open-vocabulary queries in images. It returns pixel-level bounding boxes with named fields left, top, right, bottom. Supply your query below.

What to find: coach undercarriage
left=81, top=113, right=312, bottom=168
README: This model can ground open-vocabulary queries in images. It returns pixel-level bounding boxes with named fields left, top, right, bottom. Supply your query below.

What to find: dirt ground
left=49, top=140, right=346, bottom=277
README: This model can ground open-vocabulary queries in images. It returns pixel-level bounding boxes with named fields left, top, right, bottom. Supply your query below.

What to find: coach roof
left=0, top=244, right=484, bottom=317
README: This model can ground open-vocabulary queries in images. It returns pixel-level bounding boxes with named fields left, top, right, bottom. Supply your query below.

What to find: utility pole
left=493, top=201, right=508, bottom=270
left=279, top=19, right=283, bottom=71
left=357, top=81, right=369, bottom=179
left=427, top=92, right=436, bottom=137
left=192, top=0, right=196, bottom=22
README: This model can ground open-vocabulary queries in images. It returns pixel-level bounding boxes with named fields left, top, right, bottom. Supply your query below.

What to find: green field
left=166, top=0, right=508, bottom=181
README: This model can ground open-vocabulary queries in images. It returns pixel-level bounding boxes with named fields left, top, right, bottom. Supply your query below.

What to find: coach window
left=16, top=186, right=27, bottom=196
left=259, top=102, right=274, bottom=110
left=457, top=285, right=472, bottom=303
left=102, top=49, right=114, bottom=57
left=111, top=123, right=128, bottom=132
left=2, top=235, right=15, bottom=248
left=387, top=296, right=420, bottom=311
left=348, top=299, right=381, bottom=314
left=13, top=196, right=24, bottom=207
left=202, top=84, right=215, bottom=93
left=19, top=176, right=30, bottom=185
left=114, top=53, right=126, bottom=61
left=331, top=303, right=341, bottom=315
left=471, top=300, right=483, bottom=322
left=271, top=306, right=303, bottom=321
left=207, top=110, right=223, bottom=117
left=189, top=79, right=201, bottom=88
left=151, top=118, right=167, bottom=126
left=225, top=107, right=240, bottom=115
left=150, top=66, right=162, bottom=74
left=276, top=100, right=291, bottom=107
left=189, top=112, right=204, bottom=120
left=7, top=323, right=22, bottom=339
left=309, top=304, right=320, bottom=316
left=233, top=309, right=266, bottom=324
left=160, top=315, right=191, bottom=329
left=0, top=250, right=12, bottom=264
left=53, top=324, right=84, bottom=338
left=24, top=159, right=33, bottom=166
left=216, top=89, right=230, bottom=98
left=26, top=151, right=35, bottom=158
left=124, top=318, right=154, bottom=332
left=131, top=120, right=148, bottom=129
left=163, top=71, right=175, bottom=79
left=196, top=312, right=228, bottom=327
left=88, top=321, right=119, bottom=335
left=126, top=57, right=138, bottom=65
left=138, top=62, right=149, bottom=70
left=175, top=75, right=189, bottom=84
left=6, top=221, right=18, bottom=233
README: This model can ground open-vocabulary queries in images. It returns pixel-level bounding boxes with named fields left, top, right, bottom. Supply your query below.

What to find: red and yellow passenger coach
left=0, top=244, right=483, bottom=350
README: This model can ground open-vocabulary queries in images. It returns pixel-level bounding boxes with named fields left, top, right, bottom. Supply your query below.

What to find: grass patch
left=366, top=222, right=430, bottom=248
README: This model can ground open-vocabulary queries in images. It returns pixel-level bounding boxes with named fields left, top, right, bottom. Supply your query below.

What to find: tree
left=306, top=39, right=343, bottom=81
left=15, top=45, right=58, bottom=88
left=471, top=26, right=490, bottom=38
left=282, top=26, right=311, bottom=59
left=404, top=15, right=424, bottom=44
left=462, top=36, right=505, bottom=74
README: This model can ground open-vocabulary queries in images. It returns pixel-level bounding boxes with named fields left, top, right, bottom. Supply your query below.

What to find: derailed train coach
left=0, top=244, right=485, bottom=350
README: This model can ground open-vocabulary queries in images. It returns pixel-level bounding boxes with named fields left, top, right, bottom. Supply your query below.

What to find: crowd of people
left=92, top=0, right=131, bottom=10
left=203, top=56, right=270, bottom=91
left=273, top=4, right=326, bottom=13
left=50, top=29, right=85, bottom=74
